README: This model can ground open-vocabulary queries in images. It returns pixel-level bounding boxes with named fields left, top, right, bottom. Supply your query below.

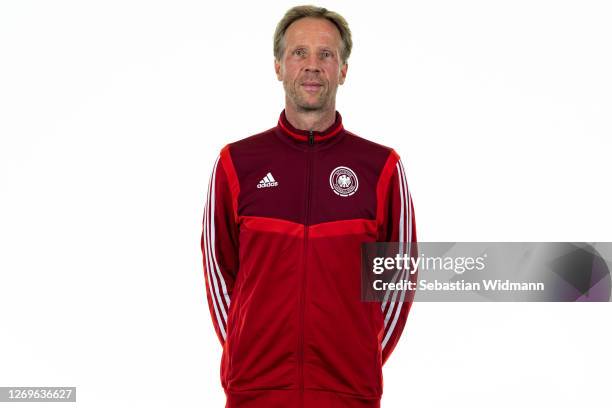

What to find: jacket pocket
left=303, top=233, right=383, bottom=398
left=225, top=226, right=301, bottom=391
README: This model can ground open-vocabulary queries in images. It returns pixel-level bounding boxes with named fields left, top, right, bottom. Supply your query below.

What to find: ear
left=274, top=59, right=283, bottom=81
left=339, top=62, right=348, bottom=85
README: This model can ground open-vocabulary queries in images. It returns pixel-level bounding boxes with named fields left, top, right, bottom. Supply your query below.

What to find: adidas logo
left=257, top=172, right=278, bottom=189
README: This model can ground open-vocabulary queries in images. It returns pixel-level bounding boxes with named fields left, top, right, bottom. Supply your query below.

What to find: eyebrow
left=291, top=45, right=335, bottom=51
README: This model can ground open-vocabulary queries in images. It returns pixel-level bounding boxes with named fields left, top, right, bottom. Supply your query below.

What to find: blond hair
left=273, top=5, right=352, bottom=64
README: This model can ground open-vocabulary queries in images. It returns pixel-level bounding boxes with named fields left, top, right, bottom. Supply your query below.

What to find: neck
left=284, top=101, right=337, bottom=132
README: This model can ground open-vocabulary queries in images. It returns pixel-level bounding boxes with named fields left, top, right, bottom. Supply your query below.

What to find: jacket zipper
left=298, top=129, right=315, bottom=407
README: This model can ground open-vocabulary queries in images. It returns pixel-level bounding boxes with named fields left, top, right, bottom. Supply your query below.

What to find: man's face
left=275, top=17, right=348, bottom=112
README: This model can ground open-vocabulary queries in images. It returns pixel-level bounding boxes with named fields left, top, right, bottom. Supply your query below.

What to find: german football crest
left=329, top=166, right=358, bottom=197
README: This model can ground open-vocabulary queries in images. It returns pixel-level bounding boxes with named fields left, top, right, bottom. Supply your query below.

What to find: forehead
left=284, top=17, right=342, bottom=48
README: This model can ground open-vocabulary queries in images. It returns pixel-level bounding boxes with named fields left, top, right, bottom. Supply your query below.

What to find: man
left=202, top=5, right=417, bottom=408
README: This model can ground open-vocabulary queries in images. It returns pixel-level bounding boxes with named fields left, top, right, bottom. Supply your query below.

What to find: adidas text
left=257, top=172, right=278, bottom=188
left=257, top=181, right=278, bottom=188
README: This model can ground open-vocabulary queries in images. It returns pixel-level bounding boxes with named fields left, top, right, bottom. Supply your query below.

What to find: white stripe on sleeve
left=203, top=155, right=230, bottom=340
left=382, top=159, right=412, bottom=351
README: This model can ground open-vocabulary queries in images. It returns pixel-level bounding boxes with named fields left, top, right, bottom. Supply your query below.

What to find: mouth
left=301, top=82, right=323, bottom=93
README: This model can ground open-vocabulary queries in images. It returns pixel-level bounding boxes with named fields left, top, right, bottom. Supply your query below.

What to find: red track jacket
left=201, top=110, right=417, bottom=408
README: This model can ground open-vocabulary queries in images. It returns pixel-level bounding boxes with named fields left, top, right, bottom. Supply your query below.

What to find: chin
left=297, top=101, right=326, bottom=111
left=297, top=97, right=326, bottom=109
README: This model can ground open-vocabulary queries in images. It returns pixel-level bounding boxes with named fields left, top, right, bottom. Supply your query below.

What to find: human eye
left=320, top=50, right=333, bottom=58
left=293, top=48, right=306, bottom=57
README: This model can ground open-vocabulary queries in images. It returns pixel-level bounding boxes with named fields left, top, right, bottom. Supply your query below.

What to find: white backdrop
left=1, top=1, right=611, bottom=407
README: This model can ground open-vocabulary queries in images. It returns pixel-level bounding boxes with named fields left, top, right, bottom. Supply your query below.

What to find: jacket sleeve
left=201, top=145, right=240, bottom=347
left=376, top=149, right=418, bottom=366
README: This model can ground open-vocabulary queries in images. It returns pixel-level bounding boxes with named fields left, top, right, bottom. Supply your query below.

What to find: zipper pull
left=309, top=129, right=314, bottom=145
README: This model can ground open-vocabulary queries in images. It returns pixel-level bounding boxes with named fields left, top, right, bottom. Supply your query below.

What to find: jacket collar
left=276, top=109, right=344, bottom=144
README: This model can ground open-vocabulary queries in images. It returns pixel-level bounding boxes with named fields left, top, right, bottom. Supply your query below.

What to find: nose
left=303, top=53, right=321, bottom=73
